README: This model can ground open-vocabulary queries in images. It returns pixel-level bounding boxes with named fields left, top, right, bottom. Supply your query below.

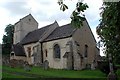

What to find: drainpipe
left=38, top=41, right=43, bottom=63
left=40, top=42, right=43, bottom=63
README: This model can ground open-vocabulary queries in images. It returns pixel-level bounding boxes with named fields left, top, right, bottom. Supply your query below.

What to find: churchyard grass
left=2, top=65, right=107, bottom=79
left=3, top=65, right=120, bottom=79
left=2, top=72, right=28, bottom=78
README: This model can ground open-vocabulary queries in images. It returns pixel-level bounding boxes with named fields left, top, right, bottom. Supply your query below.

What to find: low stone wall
left=9, top=59, right=28, bottom=68
left=2, top=55, right=10, bottom=66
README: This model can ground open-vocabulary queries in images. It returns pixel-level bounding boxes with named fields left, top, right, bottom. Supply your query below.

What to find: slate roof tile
left=44, top=24, right=76, bottom=42
left=20, top=23, right=52, bottom=45
left=12, top=43, right=26, bottom=56
left=20, top=23, right=75, bottom=44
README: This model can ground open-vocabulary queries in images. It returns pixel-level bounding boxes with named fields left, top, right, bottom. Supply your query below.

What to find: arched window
left=54, top=44, right=61, bottom=58
left=84, top=45, right=88, bottom=57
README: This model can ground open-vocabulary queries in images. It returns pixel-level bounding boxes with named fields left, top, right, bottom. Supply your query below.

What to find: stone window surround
left=53, top=43, right=61, bottom=60
left=84, top=44, right=88, bottom=58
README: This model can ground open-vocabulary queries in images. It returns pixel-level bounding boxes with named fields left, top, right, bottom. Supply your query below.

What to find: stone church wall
left=10, top=56, right=27, bottom=61
left=13, top=14, right=38, bottom=44
left=21, top=15, right=38, bottom=39
left=42, top=37, right=72, bottom=69
left=23, top=42, right=41, bottom=64
left=72, top=39, right=81, bottom=70
left=13, top=22, right=21, bottom=44
left=72, top=21, right=99, bottom=69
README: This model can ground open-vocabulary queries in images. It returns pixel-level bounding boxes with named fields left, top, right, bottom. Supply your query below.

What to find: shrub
left=97, top=60, right=117, bottom=75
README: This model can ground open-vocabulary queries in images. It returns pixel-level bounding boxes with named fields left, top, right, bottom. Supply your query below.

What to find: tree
left=58, top=0, right=88, bottom=28
left=2, top=24, right=14, bottom=55
left=96, top=2, right=120, bottom=64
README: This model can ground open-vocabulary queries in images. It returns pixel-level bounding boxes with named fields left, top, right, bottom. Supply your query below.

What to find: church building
left=10, top=14, right=100, bottom=70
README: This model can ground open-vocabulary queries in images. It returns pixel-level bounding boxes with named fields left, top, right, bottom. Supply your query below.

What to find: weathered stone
left=2, top=55, right=10, bottom=66
left=9, top=59, right=26, bottom=68
left=10, top=59, right=17, bottom=68
left=43, top=60, right=49, bottom=70
left=24, top=62, right=31, bottom=71
left=91, top=63, right=95, bottom=70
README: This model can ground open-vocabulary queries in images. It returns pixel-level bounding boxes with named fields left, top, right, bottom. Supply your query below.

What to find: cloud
left=38, top=0, right=53, bottom=6
left=84, top=0, right=102, bottom=28
left=49, top=11, right=70, bottom=22
left=0, top=0, right=103, bottom=44
left=1, top=1, right=29, bottom=16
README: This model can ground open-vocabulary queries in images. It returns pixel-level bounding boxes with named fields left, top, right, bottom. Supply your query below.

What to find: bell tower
left=13, top=14, right=38, bottom=44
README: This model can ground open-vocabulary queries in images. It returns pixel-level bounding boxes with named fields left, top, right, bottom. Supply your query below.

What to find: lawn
left=2, top=65, right=107, bottom=79
left=2, top=72, right=28, bottom=78
left=2, top=65, right=120, bottom=79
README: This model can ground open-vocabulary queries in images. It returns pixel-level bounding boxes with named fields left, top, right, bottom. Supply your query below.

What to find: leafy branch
left=58, top=0, right=88, bottom=28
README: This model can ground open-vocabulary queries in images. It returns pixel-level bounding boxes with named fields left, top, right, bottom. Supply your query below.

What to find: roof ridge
left=43, top=23, right=75, bottom=42
left=60, top=23, right=71, bottom=27
left=43, top=26, right=59, bottom=41
left=20, top=21, right=59, bottom=44
left=20, top=14, right=31, bottom=20
left=39, top=21, right=59, bottom=42
left=14, top=14, right=31, bottom=25
left=27, top=21, right=57, bottom=34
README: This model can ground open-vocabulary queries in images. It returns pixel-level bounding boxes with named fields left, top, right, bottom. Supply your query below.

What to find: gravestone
left=43, top=60, right=49, bottom=70
left=91, top=61, right=96, bottom=70
left=17, top=60, right=25, bottom=68
left=91, top=63, right=95, bottom=70
left=24, top=62, right=31, bottom=71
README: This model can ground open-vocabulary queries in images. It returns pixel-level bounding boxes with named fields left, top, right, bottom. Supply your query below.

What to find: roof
left=85, top=19, right=97, bottom=43
left=20, top=22, right=76, bottom=44
left=20, top=22, right=55, bottom=45
left=14, top=14, right=38, bottom=25
left=44, top=24, right=76, bottom=42
left=12, top=43, right=26, bottom=56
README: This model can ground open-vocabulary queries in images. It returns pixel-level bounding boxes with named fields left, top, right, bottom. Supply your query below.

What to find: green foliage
left=116, top=69, right=120, bottom=78
left=96, top=2, right=120, bottom=64
left=76, top=2, right=88, bottom=12
left=60, top=4, right=68, bottom=11
left=58, top=0, right=88, bottom=28
left=2, top=24, right=14, bottom=55
left=58, top=0, right=68, bottom=11
left=71, top=11, right=86, bottom=28
left=98, top=60, right=118, bottom=75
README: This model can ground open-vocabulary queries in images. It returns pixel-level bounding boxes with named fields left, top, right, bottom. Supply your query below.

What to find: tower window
left=28, top=19, right=31, bottom=21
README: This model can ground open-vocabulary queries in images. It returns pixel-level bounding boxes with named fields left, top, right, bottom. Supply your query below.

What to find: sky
left=0, top=0, right=103, bottom=55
